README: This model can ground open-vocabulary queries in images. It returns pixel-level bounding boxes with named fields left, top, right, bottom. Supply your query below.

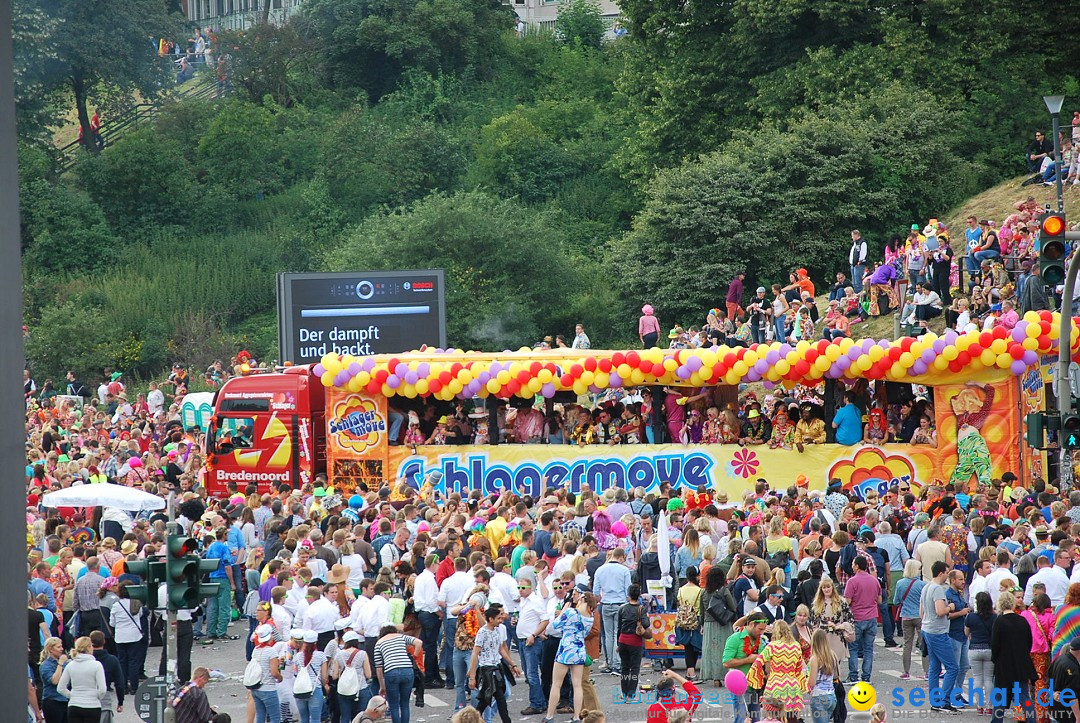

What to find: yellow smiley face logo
left=847, top=681, right=877, bottom=712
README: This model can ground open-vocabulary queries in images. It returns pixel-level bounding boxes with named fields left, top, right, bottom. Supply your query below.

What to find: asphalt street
left=114, top=624, right=988, bottom=723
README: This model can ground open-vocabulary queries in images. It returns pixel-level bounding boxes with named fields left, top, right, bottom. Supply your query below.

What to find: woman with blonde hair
left=992, top=591, right=1038, bottom=723
left=808, top=578, right=854, bottom=666
left=754, top=620, right=805, bottom=720
left=57, top=636, right=106, bottom=723
left=807, top=629, right=839, bottom=723
left=893, top=559, right=926, bottom=679
left=39, top=637, right=69, bottom=723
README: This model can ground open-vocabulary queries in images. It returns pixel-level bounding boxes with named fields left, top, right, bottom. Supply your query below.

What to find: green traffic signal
left=1062, top=413, right=1080, bottom=450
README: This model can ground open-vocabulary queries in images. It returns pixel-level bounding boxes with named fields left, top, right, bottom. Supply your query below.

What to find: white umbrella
left=42, top=484, right=166, bottom=511
left=657, top=507, right=672, bottom=592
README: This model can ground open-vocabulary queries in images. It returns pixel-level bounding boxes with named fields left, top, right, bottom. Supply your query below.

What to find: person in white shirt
left=303, top=584, right=342, bottom=647
left=515, top=576, right=549, bottom=712
left=347, top=580, right=373, bottom=631
left=358, top=582, right=392, bottom=667
left=967, top=559, right=992, bottom=607
left=413, top=556, right=442, bottom=686
left=1024, top=550, right=1070, bottom=606
left=984, top=551, right=1019, bottom=608
left=147, top=382, right=165, bottom=415
left=270, top=586, right=293, bottom=632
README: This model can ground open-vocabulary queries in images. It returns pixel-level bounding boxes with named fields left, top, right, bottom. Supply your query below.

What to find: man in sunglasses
left=514, top=578, right=548, bottom=714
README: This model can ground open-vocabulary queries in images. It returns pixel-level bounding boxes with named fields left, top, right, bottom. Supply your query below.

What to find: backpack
left=293, top=657, right=315, bottom=698
left=455, top=604, right=484, bottom=651
left=243, top=658, right=263, bottom=689
left=674, top=587, right=703, bottom=630
left=705, top=588, right=736, bottom=626
left=372, top=533, right=395, bottom=562
left=337, top=650, right=361, bottom=698
left=765, top=548, right=790, bottom=571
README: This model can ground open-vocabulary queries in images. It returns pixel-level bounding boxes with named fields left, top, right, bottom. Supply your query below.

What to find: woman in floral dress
left=808, top=578, right=854, bottom=667
left=542, top=589, right=595, bottom=723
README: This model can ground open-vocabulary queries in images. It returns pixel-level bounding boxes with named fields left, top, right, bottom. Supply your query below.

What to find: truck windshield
left=215, top=417, right=255, bottom=453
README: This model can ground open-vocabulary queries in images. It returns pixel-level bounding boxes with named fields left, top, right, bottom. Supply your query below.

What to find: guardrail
left=56, top=74, right=229, bottom=174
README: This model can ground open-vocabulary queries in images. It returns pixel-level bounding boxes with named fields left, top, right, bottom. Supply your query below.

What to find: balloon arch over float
left=310, top=310, right=1077, bottom=500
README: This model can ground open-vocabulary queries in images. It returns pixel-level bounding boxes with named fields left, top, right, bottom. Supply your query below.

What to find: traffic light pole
left=165, top=494, right=177, bottom=723
left=1056, top=232, right=1080, bottom=490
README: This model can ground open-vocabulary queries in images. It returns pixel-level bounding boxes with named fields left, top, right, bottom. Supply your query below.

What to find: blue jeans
left=251, top=688, right=281, bottom=723
left=774, top=317, right=786, bottom=342
left=908, top=270, right=925, bottom=288
left=388, top=411, right=404, bottom=444
left=442, top=616, right=458, bottom=686
left=951, top=636, right=969, bottom=692
left=296, top=686, right=324, bottom=723
left=246, top=617, right=257, bottom=661
left=384, top=667, right=414, bottom=723
left=601, top=603, right=622, bottom=672
left=729, top=691, right=749, bottom=723
left=848, top=619, right=876, bottom=681
left=206, top=581, right=232, bottom=637
left=851, top=265, right=866, bottom=293
left=338, top=689, right=372, bottom=723
left=519, top=637, right=545, bottom=710
left=453, top=648, right=471, bottom=709
left=418, top=611, right=442, bottom=682
left=924, top=631, right=959, bottom=704
left=974, top=250, right=1001, bottom=265
left=810, top=692, right=836, bottom=723
left=880, top=601, right=895, bottom=643
left=727, top=690, right=759, bottom=723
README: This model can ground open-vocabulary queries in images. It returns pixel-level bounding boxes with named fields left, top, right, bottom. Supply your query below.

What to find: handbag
left=636, top=607, right=653, bottom=640
left=674, top=588, right=703, bottom=630
left=833, top=679, right=847, bottom=723
left=706, top=589, right=736, bottom=626
left=893, top=578, right=915, bottom=623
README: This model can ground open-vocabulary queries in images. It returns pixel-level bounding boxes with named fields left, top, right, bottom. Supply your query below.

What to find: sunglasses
left=517, top=585, right=530, bottom=589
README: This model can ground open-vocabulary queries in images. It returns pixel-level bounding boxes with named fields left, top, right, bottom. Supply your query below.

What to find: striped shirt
left=73, top=571, right=104, bottom=613
left=373, top=634, right=417, bottom=673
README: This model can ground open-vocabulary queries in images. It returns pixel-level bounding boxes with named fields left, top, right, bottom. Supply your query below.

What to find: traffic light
left=1062, top=413, right=1080, bottom=450
left=164, top=534, right=221, bottom=610
left=1026, top=412, right=1046, bottom=449
left=1039, top=211, right=1067, bottom=286
left=123, top=557, right=164, bottom=608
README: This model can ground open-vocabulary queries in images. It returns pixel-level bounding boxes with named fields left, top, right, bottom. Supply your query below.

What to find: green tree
left=304, top=0, right=514, bottom=100
left=555, top=0, right=605, bottom=49
left=21, top=179, right=115, bottom=276
left=469, top=110, right=580, bottom=203
left=24, top=0, right=178, bottom=149
left=26, top=301, right=120, bottom=382
left=76, top=127, right=196, bottom=230
left=327, top=191, right=585, bottom=349
left=197, top=101, right=284, bottom=196
left=218, top=21, right=319, bottom=107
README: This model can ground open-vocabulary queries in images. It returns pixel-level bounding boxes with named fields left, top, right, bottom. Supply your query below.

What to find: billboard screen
left=276, top=270, right=447, bottom=363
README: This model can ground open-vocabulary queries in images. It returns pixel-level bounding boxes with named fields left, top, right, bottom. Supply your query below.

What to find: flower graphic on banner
left=727, top=448, right=760, bottom=479
left=328, top=396, right=386, bottom=454
left=827, top=446, right=917, bottom=499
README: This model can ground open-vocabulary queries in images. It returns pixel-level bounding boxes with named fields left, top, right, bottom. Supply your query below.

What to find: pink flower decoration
left=732, top=448, right=760, bottom=479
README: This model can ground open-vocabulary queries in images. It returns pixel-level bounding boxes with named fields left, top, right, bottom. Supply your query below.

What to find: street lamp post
left=1045, top=94, right=1066, bottom=213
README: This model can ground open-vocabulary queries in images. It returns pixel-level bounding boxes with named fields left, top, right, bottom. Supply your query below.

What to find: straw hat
left=327, top=564, right=350, bottom=585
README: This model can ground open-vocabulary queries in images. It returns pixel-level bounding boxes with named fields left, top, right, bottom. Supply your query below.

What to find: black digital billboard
left=276, top=270, right=447, bottom=363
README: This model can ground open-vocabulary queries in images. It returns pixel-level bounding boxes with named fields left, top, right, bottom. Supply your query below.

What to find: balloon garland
left=310, top=311, right=1079, bottom=401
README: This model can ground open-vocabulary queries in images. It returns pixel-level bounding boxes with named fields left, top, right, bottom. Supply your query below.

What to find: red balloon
left=1040, top=310, right=1054, bottom=322
left=956, top=351, right=971, bottom=366
left=366, top=380, right=381, bottom=394
left=569, top=364, right=583, bottom=377
left=948, top=360, right=964, bottom=373
left=429, top=379, right=443, bottom=393
left=529, top=361, right=542, bottom=375
left=387, top=358, right=400, bottom=373
left=598, top=358, right=613, bottom=373
left=805, top=349, right=819, bottom=363
left=674, top=350, right=684, bottom=364
left=900, top=338, right=914, bottom=352
left=626, top=351, right=641, bottom=367
left=794, top=360, right=811, bottom=376
left=545, top=363, right=558, bottom=374
left=816, top=340, right=830, bottom=353
left=992, top=325, right=1008, bottom=340
left=517, top=371, right=531, bottom=384
left=439, top=371, right=452, bottom=385
left=374, top=369, right=389, bottom=384
left=888, top=347, right=902, bottom=361
left=1041, top=321, right=1052, bottom=336
left=584, top=357, right=598, bottom=372
left=612, top=352, right=626, bottom=366
left=1010, top=346, right=1025, bottom=360
left=967, top=344, right=983, bottom=357
left=724, top=353, right=737, bottom=366
left=506, top=380, right=521, bottom=394
left=979, top=332, right=993, bottom=348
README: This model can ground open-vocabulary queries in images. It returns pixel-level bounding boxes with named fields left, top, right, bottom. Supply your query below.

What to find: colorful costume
left=949, top=386, right=995, bottom=489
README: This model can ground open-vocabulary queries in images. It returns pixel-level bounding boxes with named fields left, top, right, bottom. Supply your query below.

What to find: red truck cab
left=204, top=366, right=325, bottom=497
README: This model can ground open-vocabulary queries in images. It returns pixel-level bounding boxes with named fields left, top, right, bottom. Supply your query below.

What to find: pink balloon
left=724, top=669, right=748, bottom=696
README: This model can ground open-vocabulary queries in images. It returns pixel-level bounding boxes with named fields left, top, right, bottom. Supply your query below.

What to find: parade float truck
left=204, top=310, right=1076, bottom=501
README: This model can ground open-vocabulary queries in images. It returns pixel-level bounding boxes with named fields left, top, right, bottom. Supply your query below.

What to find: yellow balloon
left=321, top=371, right=335, bottom=387
left=580, top=370, right=595, bottom=386
left=743, top=351, right=758, bottom=366
left=617, top=364, right=632, bottom=379
left=909, top=342, right=924, bottom=357
left=733, top=361, right=749, bottom=376
left=529, top=378, right=543, bottom=393
left=701, top=351, right=718, bottom=367
left=347, top=377, right=363, bottom=393
left=1024, top=311, right=1041, bottom=324
left=980, top=349, right=997, bottom=366
left=868, top=346, right=884, bottom=362
left=955, top=336, right=971, bottom=351
left=796, top=340, right=811, bottom=353
left=933, top=357, right=949, bottom=370
left=415, top=379, right=429, bottom=395
left=814, top=357, right=831, bottom=372
left=785, top=351, right=799, bottom=365
left=645, top=348, right=664, bottom=364
left=538, top=369, right=553, bottom=383
left=996, top=354, right=1012, bottom=369
left=724, top=371, right=739, bottom=385
left=699, top=366, right=714, bottom=382
left=497, top=370, right=511, bottom=385
left=508, top=363, right=522, bottom=376
left=355, top=371, right=371, bottom=387
left=943, top=346, right=959, bottom=361
left=456, top=369, right=471, bottom=384
left=990, top=339, right=1007, bottom=354
left=448, top=379, right=463, bottom=394
left=856, top=356, right=873, bottom=371
left=825, top=345, right=841, bottom=362
left=1022, top=337, right=1039, bottom=351
left=630, top=369, right=646, bottom=384
left=663, top=358, right=679, bottom=372
left=401, top=385, right=417, bottom=399
left=1049, top=324, right=1061, bottom=340
left=839, top=338, right=855, bottom=353
left=381, top=383, right=394, bottom=397
left=899, top=352, right=914, bottom=367
left=776, top=360, right=791, bottom=375
left=1027, top=323, right=1042, bottom=338
left=573, top=381, right=588, bottom=396
left=687, top=372, right=701, bottom=386
left=487, top=379, right=501, bottom=394
left=594, top=374, right=609, bottom=389
left=321, top=353, right=337, bottom=368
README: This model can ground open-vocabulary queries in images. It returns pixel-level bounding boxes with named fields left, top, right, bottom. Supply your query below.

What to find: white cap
left=255, top=624, right=275, bottom=643
left=303, top=630, right=319, bottom=644
left=289, top=628, right=305, bottom=641
left=335, top=617, right=352, bottom=631
left=343, top=631, right=361, bottom=643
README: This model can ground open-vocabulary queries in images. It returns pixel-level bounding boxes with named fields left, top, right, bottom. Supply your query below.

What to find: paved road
left=114, top=625, right=986, bottom=723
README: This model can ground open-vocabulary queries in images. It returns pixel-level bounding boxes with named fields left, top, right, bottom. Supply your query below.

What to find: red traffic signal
left=1042, top=212, right=1066, bottom=237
